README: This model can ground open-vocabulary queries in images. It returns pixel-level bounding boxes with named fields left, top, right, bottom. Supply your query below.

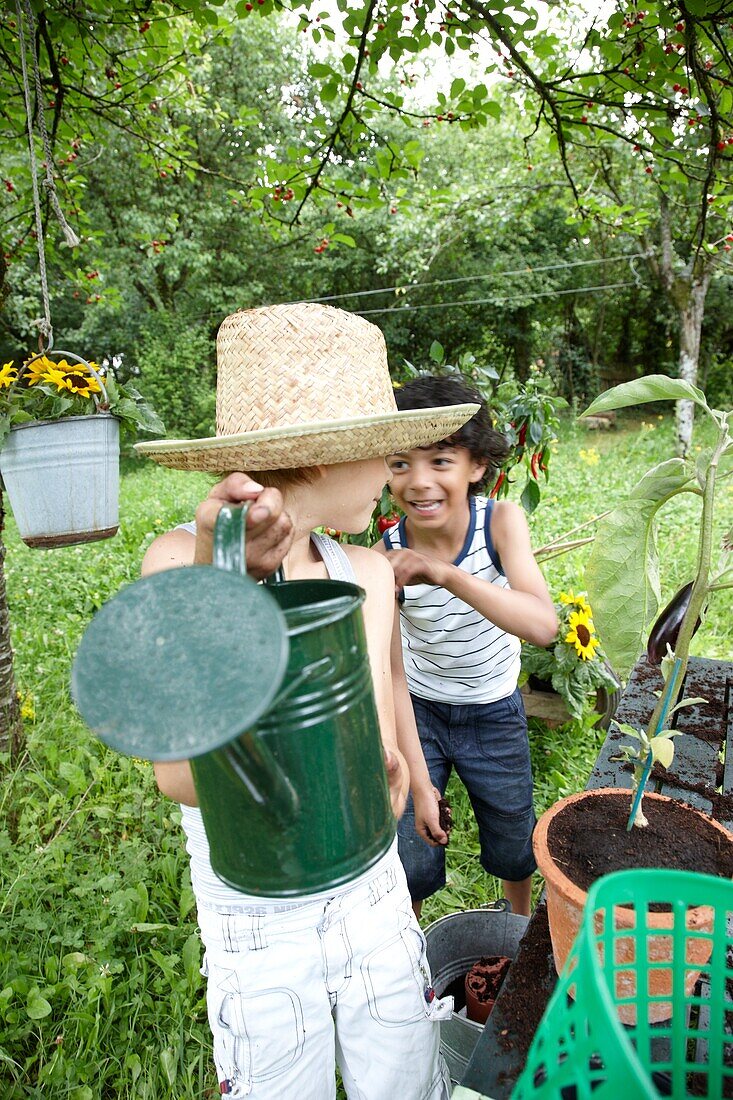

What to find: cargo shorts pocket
left=360, top=914, right=433, bottom=1027
left=208, top=965, right=305, bottom=1094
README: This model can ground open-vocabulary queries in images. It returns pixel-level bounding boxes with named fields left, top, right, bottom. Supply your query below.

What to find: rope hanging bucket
left=0, top=352, right=119, bottom=548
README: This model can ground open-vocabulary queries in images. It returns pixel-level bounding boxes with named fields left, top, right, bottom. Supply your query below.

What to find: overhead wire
left=353, top=280, right=640, bottom=316
left=298, top=253, right=647, bottom=305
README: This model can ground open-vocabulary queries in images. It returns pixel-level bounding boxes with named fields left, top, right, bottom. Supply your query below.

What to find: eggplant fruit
left=646, top=581, right=701, bottom=665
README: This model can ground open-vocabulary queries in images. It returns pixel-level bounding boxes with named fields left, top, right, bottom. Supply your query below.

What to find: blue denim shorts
left=397, top=689, right=537, bottom=902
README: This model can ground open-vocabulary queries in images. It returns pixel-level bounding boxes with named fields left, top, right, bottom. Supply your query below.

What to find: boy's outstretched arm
left=389, top=610, right=447, bottom=847
left=386, top=500, right=557, bottom=646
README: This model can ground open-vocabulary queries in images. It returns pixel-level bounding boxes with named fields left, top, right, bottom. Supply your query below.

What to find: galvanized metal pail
left=0, top=413, right=119, bottom=548
left=425, top=904, right=529, bottom=1086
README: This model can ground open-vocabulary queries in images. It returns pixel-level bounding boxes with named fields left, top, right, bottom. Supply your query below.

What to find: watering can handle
left=213, top=502, right=249, bottom=576
left=211, top=504, right=300, bottom=827
left=213, top=502, right=286, bottom=584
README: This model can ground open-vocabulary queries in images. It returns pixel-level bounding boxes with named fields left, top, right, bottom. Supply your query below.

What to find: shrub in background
left=134, top=314, right=216, bottom=440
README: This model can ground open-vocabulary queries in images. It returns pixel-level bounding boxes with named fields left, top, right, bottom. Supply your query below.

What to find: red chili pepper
left=530, top=451, right=541, bottom=479
left=518, top=423, right=528, bottom=446
left=490, top=470, right=505, bottom=498
left=377, top=514, right=400, bottom=534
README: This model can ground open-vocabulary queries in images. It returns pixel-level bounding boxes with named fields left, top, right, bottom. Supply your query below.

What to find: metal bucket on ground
left=425, top=903, right=529, bottom=1086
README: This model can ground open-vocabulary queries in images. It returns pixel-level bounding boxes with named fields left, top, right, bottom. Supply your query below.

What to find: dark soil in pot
left=548, top=793, right=733, bottom=894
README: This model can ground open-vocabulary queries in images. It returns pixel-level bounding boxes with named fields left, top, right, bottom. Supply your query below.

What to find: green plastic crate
left=512, top=868, right=733, bottom=1098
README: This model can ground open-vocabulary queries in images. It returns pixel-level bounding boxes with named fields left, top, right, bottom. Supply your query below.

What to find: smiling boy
left=373, top=374, right=557, bottom=918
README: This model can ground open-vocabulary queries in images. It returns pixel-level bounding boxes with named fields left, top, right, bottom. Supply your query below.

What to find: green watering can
left=72, top=505, right=395, bottom=897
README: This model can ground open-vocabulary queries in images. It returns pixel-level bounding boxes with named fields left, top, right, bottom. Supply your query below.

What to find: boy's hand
left=413, top=785, right=450, bottom=847
left=194, top=474, right=294, bottom=579
left=384, top=748, right=408, bottom=819
left=387, top=548, right=444, bottom=592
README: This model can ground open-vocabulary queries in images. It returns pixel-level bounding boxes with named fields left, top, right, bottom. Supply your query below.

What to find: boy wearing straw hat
left=136, top=303, right=478, bottom=1100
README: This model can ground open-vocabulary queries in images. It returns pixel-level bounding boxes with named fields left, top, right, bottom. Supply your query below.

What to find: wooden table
left=458, top=655, right=733, bottom=1100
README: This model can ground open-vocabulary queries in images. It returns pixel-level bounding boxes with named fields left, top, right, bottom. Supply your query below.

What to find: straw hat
left=135, top=303, right=478, bottom=472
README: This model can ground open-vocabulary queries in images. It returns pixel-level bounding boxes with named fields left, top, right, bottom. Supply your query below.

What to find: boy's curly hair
left=393, top=374, right=509, bottom=494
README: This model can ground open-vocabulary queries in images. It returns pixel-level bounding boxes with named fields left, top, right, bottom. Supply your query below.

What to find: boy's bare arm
left=385, top=501, right=557, bottom=646
left=142, top=474, right=294, bottom=806
left=389, top=610, right=447, bottom=846
left=346, top=545, right=410, bottom=818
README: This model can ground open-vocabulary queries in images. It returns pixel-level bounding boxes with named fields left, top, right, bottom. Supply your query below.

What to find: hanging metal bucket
left=72, top=504, right=394, bottom=897
left=0, top=352, right=119, bottom=548
left=424, top=904, right=529, bottom=1086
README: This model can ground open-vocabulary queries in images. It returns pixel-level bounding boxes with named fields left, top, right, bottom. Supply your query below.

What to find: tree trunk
left=674, top=277, right=709, bottom=459
left=646, top=199, right=712, bottom=459
left=0, top=491, right=23, bottom=760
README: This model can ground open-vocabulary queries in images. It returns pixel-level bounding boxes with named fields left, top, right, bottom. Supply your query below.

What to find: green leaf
left=160, top=1047, right=177, bottom=1086
left=26, top=991, right=52, bottom=1020
left=584, top=503, right=659, bottom=678
left=582, top=375, right=708, bottom=417
left=520, top=477, right=540, bottom=514
left=183, top=933, right=201, bottom=993
left=429, top=341, right=444, bottom=364
left=584, top=459, right=694, bottom=677
left=650, top=735, right=676, bottom=769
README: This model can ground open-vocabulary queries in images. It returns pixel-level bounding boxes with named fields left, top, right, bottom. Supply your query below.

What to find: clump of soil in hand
left=427, top=796, right=453, bottom=844
left=465, top=955, right=512, bottom=1023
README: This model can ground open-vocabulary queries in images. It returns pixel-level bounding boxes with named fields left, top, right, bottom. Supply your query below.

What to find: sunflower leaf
left=584, top=459, right=698, bottom=678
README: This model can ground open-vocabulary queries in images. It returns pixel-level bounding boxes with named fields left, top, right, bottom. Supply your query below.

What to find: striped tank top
left=173, top=525, right=398, bottom=910
left=382, top=496, right=521, bottom=705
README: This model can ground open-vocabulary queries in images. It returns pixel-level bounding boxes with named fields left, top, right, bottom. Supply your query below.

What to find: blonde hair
left=245, top=467, right=319, bottom=493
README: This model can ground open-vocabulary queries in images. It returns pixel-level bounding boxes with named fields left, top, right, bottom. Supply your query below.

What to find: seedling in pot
left=581, top=376, right=732, bottom=830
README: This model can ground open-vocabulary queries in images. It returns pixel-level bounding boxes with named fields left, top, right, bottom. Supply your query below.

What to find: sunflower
left=0, top=361, right=17, bottom=389
left=41, top=365, right=74, bottom=392
left=55, top=367, right=102, bottom=399
left=565, top=609, right=600, bottom=661
left=559, top=589, right=591, bottom=614
left=23, top=354, right=62, bottom=385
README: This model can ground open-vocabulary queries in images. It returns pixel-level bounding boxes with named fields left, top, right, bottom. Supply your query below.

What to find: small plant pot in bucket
left=464, top=955, right=513, bottom=1024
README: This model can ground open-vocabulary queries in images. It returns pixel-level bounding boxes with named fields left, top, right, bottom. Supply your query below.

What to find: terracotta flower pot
left=463, top=955, right=512, bottom=1025
left=533, top=787, right=733, bottom=1024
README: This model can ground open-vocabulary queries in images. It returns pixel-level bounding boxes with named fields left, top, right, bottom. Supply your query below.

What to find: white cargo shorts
left=197, top=849, right=452, bottom=1099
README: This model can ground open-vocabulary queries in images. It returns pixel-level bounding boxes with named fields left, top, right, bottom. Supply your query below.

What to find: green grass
left=0, top=414, right=730, bottom=1096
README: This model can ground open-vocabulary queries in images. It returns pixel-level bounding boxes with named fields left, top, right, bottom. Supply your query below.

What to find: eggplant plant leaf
left=584, top=459, right=696, bottom=677
left=581, top=375, right=708, bottom=418
left=650, top=733, right=677, bottom=770
left=668, top=695, right=707, bottom=717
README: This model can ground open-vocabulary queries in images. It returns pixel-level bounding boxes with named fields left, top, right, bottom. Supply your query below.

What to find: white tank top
left=173, top=525, right=397, bottom=910
left=382, top=496, right=521, bottom=704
